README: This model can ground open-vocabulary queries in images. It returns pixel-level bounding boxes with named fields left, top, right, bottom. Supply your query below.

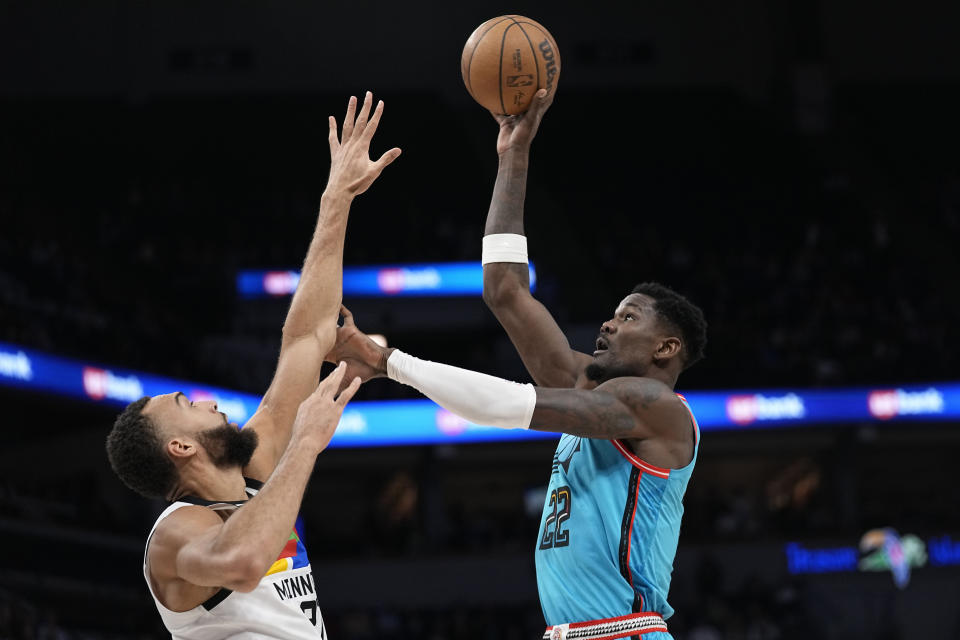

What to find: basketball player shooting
left=105, top=92, right=400, bottom=639
left=328, top=89, right=707, bottom=640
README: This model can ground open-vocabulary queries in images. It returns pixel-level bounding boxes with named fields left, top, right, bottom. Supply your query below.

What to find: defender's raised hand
left=491, top=87, right=556, bottom=155
left=327, top=91, right=402, bottom=197
left=291, top=362, right=361, bottom=455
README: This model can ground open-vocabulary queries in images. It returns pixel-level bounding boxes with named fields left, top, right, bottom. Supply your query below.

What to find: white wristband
left=386, top=350, right=535, bottom=430
left=482, top=233, right=528, bottom=265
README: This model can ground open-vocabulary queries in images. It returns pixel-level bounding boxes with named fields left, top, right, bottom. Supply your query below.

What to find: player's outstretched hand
left=492, top=85, right=556, bottom=155
left=326, top=91, right=402, bottom=197
left=325, top=305, right=391, bottom=390
left=291, top=362, right=361, bottom=455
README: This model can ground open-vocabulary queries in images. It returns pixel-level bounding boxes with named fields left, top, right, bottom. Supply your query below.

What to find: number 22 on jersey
left=539, top=485, right=572, bottom=550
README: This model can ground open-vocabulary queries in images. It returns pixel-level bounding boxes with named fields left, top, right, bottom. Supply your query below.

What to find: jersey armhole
left=144, top=503, right=236, bottom=614
left=676, top=393, right=700, bottom=448
left=611, top=440, right=672, bottom=478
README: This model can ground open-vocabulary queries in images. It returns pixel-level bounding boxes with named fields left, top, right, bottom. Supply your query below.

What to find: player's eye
left=624, top=313, right=635, bottom=321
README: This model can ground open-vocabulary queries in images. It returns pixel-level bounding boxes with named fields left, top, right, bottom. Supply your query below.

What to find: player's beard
left=585, top=359, right=638, bottom=384
left=198, top=424, right=258, bottom=470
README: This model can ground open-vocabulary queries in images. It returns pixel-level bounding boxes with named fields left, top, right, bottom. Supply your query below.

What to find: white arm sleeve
left=386, top=350, right=536, bottom=429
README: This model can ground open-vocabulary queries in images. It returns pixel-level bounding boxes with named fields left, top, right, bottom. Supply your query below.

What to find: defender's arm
left=243, top=93, right=400, bottom=481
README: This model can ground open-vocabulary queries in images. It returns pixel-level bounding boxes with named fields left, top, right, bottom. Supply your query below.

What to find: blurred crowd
left=2, top=89, right=959, bottom=397
left=2, top=86, right=959, bottom=640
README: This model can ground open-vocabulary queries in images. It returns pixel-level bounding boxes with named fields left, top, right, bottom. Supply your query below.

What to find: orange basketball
left=461, top=15, right=561, bottom=115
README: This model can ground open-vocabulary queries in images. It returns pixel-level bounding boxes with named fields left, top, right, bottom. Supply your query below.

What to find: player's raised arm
left=482, top=88, right=592, bottom=389
left=243, top=92, right=401, bottom=481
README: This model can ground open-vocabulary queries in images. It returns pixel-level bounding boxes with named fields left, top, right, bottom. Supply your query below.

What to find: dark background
left=1, top=1, right=959, bottom=638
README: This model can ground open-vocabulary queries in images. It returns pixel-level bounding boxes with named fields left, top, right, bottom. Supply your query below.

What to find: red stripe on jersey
left=676, top=393, right=700, bottom=447
left=612, top=440, right=671, bottom=478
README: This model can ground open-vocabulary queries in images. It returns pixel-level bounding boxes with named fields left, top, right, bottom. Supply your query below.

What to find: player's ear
left=166, top=438, right=198, bottom=461
left=654, top=337, right=682, bottom=362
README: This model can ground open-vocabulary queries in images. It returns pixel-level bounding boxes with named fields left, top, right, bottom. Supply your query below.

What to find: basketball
left=461, top=15, right=561, bottom=115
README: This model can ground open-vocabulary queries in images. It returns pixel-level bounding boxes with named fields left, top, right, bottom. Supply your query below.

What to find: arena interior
left=1, top=2, right=959, bottom=639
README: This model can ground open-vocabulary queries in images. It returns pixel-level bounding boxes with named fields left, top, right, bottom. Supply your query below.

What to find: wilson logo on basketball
left=539, top=40, right=558, bottom=92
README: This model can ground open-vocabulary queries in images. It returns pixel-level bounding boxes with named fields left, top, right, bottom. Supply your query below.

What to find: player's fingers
left=328, top=116, right=340, bottom=154
left=319, top=362, right=348, bottom=397
left=341, top=95, right=358, bottom=143
left=340, top=305, right=355, bottom=327
left=530, top=89, right=552, bottom=116
left=335, top=376, right=362, bottom=407
left=361, top=100, right=385, bottom=141
left=374, top=147, right=402, bottom=170
left=354, top=91, right=373, bottom=136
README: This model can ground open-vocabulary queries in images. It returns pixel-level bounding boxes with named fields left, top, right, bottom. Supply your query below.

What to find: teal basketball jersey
left=534, top=395, right=700, bottom=625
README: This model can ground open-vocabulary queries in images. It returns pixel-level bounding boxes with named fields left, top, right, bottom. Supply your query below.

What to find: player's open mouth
left=593, top=337, right=609, bottom=356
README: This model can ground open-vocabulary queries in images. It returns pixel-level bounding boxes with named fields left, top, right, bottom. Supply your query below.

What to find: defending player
left=105, top=92, right=399, bottom=639
left=328, top=89, right=706, bottom=640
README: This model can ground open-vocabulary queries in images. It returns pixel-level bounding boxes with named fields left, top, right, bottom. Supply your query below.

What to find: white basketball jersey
left=143, top=480, right=327, bottom=639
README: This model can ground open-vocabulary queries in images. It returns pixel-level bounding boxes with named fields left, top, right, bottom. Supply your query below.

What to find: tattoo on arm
left=530, top=378, right=668, bottom=440
left=621, top=379, right=664, bottom=411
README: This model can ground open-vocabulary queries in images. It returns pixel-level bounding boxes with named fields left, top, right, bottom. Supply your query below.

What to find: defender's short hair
left=106, top=396, right=177, bottom=499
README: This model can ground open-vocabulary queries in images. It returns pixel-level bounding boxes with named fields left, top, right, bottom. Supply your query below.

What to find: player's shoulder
left=146, top=505, right=217, bottom=583
left=595, top=376, right=688, bottom=432
left=150, top=505, right=223, bottom=554
left=594, top=375, right=679, bottom=406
